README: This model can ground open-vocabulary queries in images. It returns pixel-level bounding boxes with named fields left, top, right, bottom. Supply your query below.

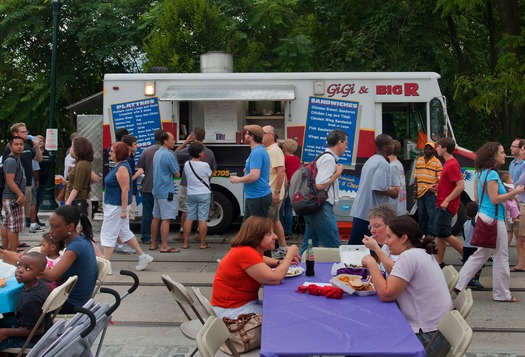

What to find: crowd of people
left=1, top=120, right=524, bottom=353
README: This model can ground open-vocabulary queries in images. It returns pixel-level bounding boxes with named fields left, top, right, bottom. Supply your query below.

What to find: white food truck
left=103, top=56, right=475, bottom=234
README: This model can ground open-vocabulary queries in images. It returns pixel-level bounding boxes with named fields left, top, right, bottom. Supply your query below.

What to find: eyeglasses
left=368, top=224, right=385, bottom=231
left=18, top=130, right=29, bottom=134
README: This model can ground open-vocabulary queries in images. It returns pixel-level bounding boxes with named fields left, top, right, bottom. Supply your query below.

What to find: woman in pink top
left=279, top=139, right=301, bottom=238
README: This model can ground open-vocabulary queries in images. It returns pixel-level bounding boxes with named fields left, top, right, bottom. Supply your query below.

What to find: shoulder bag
left=188, top=161, right=219, bottom=220
left=470, top=169, right=498, bottom=249
left=219, top=313, right=262, bottom=355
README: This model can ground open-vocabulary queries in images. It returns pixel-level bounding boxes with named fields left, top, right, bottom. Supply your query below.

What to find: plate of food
left=330, top=274, right=376, bottom=296
left=285, top=266, right=305, bottom=278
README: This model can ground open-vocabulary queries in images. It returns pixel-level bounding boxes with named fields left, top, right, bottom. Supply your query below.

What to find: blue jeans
left=279, top=196, right=293, bottom=236
left=141, top=192, right=158, bottom=243
left=417, top=191, right=437, bottom=236
left=300, top=203, right=340, bottom=255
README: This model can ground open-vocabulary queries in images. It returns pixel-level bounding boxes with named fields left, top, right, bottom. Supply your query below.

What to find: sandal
left=200, top=243, right=210, bottom=249
left=182, top=244, right=190, bottom=249
left=493, top=296, right=519, bottom=303
left=149, top=245, right=158, bottom=251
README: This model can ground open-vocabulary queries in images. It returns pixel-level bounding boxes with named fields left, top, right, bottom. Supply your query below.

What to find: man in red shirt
left=434, top=137, right=464, bottom=267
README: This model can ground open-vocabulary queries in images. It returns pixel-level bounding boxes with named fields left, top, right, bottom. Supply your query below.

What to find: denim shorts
left=435, top=208, right=453, bottom=238
left=187, top=193, right=211, bottom=221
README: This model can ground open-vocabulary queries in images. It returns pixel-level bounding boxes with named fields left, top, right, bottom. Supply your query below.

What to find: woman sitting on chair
left=361, top=215, right=452, bottom=356
left=211, top=216, right=299, bottom=319
left=1, top=205, right=97, bottom=313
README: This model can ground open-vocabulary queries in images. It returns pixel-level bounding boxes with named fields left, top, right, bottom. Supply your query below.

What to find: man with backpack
left=299, top=129, right=346, bottom=255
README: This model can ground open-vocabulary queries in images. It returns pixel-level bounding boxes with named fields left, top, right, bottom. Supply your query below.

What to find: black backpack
left=289, top=152, right=335, bottom=216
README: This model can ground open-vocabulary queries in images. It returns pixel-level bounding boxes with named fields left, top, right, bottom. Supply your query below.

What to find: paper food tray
left=330, top=274, right=376, bottom=296
left=339, top=245, right=370, bottom=267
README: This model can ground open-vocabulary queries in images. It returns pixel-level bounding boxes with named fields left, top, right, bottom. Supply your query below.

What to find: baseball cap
left=424, top=141, right=435, bottom=148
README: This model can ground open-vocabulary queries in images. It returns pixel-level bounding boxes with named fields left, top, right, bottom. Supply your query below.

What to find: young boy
left=0, top=252, right=52, bottom=349
left=462, top=201, right=484, bottom=289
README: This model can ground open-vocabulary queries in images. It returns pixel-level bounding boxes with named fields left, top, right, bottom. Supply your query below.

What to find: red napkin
left=296, top=284, right=344, bottom=299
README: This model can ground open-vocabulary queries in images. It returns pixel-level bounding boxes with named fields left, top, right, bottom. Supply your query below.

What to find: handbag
left=219, top=313, right=262, bottom=355
left=470, top=169, right=498, bottom=249
left=188, top=161, right=218, bottom=220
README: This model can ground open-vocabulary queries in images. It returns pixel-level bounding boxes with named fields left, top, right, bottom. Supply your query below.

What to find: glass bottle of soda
left=305, top=239, right=315, bottom=276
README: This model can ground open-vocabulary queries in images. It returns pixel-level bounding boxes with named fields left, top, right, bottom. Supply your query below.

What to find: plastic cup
left=55, top=175, right=62, bottom=185
left=230, top=172, right=237, bottom=177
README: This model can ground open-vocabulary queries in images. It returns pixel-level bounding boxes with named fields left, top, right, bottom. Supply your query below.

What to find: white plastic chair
left=426, top=310, right=473, bottom=357
left=442, top=265, right=459, bottom=293
left=2, top=275, right=78, bottom=357
left=92, top=257, right=111, bottom=297
left=453, top=288, right=473, bottom=318
left=300, top=247, right=340, bottom=262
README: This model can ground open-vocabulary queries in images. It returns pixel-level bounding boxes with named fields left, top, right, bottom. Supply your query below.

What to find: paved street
left=11, top=212, right=525, bottom=356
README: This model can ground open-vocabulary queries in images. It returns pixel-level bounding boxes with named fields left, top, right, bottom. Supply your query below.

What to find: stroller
left=27, top=270, right=139, bottom=357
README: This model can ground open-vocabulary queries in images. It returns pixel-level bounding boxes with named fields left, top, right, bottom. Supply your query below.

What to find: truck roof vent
left=200, top=52, right=233, bottom=73
left=148, top=66, right=169, bottom=73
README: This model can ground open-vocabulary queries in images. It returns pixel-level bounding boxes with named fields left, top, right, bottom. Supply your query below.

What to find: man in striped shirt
left=414, top=141, right=442, bottom=237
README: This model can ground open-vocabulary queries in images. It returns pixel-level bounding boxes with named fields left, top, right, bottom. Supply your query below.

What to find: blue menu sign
left=302, top=96, right=359, bottom=166
left=110, top=97, right=162, bottom=161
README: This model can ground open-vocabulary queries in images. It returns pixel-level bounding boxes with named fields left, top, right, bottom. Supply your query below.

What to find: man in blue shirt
left=230, top=125, right=272, bottom=221
left=150, top=132, right=180, bottom=253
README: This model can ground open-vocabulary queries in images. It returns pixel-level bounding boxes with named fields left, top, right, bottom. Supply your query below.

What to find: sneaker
left=273, top=248, right=287, bottom=260
left=29, top=223, right=43, bottom=233
left=135, top=254, right=154, bottom=271
left=115, top=244, right=137, bottom=255
left=467, top=278, right=484, bottom=290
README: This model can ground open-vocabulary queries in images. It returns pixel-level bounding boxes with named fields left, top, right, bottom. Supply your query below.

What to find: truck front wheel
left=207, top=191, right=235, bottom=235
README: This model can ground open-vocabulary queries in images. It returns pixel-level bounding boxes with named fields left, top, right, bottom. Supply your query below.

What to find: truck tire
left=207, top=191, right=235, bottom=235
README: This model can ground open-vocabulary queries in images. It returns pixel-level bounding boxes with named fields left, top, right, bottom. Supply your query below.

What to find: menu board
left=110, top=97, right=162, bottom=161
left=302, top=96, right=359, bottom=166
left=204, top=101, right=237, bottom=142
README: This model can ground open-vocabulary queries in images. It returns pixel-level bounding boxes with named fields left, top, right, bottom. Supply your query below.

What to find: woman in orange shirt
left=211, top=216, right=299, bottom=318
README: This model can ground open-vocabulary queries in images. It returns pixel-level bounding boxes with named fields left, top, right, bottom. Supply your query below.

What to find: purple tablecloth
left=0, top=277, right=23, bottom=314
left=261, top=263, right=425, bottom=357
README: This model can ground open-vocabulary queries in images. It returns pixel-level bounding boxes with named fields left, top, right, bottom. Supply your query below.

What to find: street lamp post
left=41, top=0, right=64, bottom=211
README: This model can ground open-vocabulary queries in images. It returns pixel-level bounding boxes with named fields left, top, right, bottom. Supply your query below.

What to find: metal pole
left=41, top=0, right=61, bottom=211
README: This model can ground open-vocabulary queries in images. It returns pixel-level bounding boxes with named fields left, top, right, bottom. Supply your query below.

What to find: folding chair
left=453, top=288, right=473, bottom=318
left=426, top=310, right=473, bottom=357
left=300, top=247, right=340, bottom=262
left=192, top=287, right=260, bottom=357
left=1, top=275, right=78, bottom=357
left=161, top=275, right=205, bottom=357
left=92, top=257, right=111, bottom=297
left=442, top=265, right=459, bottom=293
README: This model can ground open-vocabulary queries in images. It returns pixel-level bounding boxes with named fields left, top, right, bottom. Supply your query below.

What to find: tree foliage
left=1, top=0, right=525, bottom=150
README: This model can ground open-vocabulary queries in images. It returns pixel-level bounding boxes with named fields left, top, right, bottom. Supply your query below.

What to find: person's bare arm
left=5, top=173, right=25, bottom=206
left=439, top=180, right=464, bottom=210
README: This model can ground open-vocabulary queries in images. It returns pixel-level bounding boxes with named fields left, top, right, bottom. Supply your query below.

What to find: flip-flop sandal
left=182, top=244, right=190, bottom=249
left=18, top=242, right=30, bottom=248
left=149, top=246, right=158, bottom=251
left=510, top=267, right=525, bottom=272
left=493, top=296, right=519, bottom=302
left=160, top=247, right=180, bottom=253
left=200, top=243, right=210, bottom=249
